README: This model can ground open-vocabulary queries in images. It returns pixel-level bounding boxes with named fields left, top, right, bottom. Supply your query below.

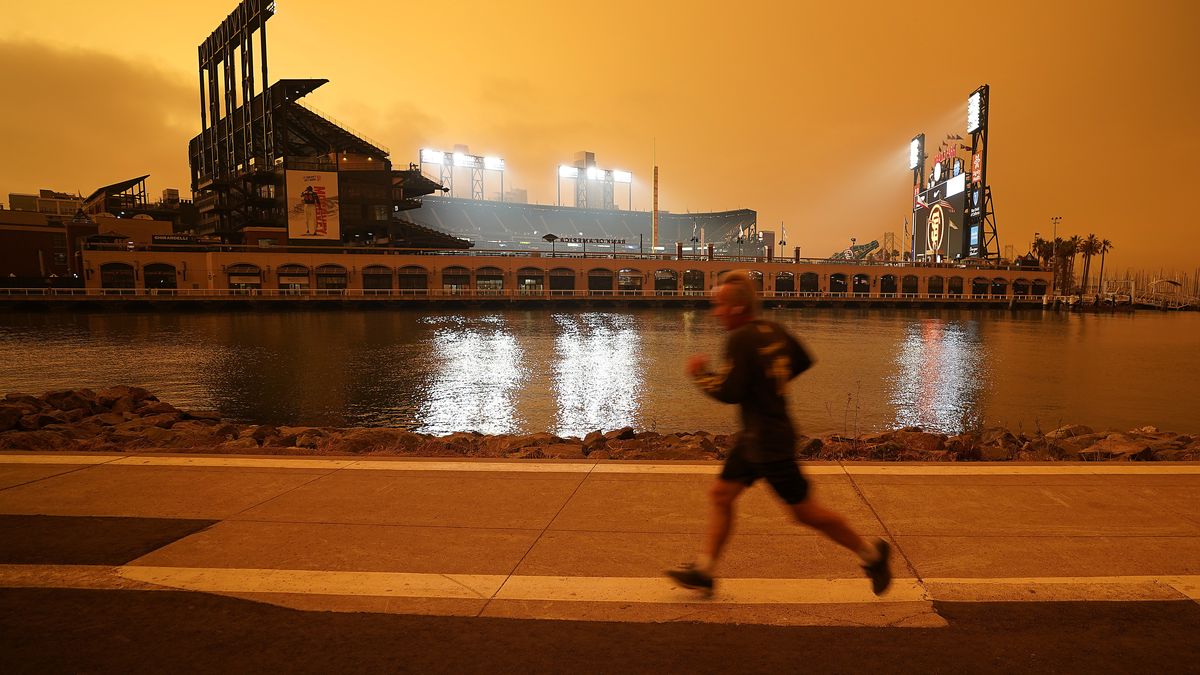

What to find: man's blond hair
left=718, top=270, right=760, bottom=316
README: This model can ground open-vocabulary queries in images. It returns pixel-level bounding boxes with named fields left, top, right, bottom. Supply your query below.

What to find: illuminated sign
left=559, top=237, right=626, bottom=244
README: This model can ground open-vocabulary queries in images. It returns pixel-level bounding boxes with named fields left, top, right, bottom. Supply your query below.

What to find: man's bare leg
left=790, top=498, right=892, bottom=595
left=788, top=499, right=866, bottom=552
left=700, top=479, right=746, bottom=569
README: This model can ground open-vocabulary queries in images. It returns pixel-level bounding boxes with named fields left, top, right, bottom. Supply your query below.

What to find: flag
left=780, top=222, right=787, bottom=245
left=691, top=222, right=698, bottom=242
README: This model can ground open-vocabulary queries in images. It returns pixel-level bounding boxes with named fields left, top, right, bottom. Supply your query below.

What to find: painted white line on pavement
left=3, top=565, right=1197, bottom=607
left=497, top=575, right=927, bottom=604
left=117, top=566, right=505, bottom=600
left=2, top=454, right=1199, bottom=476
left=0, top=454, right=123, bottom=465
left=111, top=456, right=358, bottom=470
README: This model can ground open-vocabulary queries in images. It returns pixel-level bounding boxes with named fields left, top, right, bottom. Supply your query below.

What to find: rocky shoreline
left=1, top=387, right=1198, bottom=462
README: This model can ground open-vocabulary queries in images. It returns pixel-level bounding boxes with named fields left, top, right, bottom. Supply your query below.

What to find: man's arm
left=787, top=331, right=814, bottom=379
left=691, top=334, right=752, bottom=404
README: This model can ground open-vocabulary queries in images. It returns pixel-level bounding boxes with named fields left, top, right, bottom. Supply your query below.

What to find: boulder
left=0, top=430, right=73, bottom=451
left=19, top=412, right=66, bottom=431
left=135, top=401, right=180, bottom=416
left=539, top=443, right=587, bottom=459
left=795, top=436, right=823, bottom=457
left=604, top=426, right=637, bottom=441
left=40, top=389, right=97, bottom=414
left=327, top=428, right=424, bottom=454
left=1045, top=424, right=1095, bottom=440
left=1077, top=433, right=1153, bottom=461
left=87, top=412, right=128, bottom=427
left=108, top=397, right=139, bottom=414
left=182, top=410, right=224, bottom=423
left=139, top=427, right=178, bottom=447
left=95, top=386, right=156, bottom=407
left=891, top=430, right=947, bottom=453
left=4, top=393, right=44, bottom=411
left=216, top=437, right=261, bottom=452
left=295, top=429, right=329, bottom=449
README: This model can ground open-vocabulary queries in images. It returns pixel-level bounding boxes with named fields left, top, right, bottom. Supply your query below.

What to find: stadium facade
left=398, top=196, right=761, bottom=255
left=186, top=0, right=464, bottom=249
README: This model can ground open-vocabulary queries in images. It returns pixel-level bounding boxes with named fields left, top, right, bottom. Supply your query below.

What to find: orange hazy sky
left=2, top=1, right=1197, bottom=271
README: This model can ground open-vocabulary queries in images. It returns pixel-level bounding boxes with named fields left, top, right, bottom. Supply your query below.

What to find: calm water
left=1, top=308, right=1197, bottom=437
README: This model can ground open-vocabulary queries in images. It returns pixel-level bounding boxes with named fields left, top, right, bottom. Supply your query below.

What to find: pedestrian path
left=2, top=452, right=1198, bottom=627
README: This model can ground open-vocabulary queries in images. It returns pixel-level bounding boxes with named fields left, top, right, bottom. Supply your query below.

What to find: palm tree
left=1096, top=239, right=1114, bottom=294
left=1080, top=234, right=1099, bottom=293
left=1033, top=237, right=1054, bottom=269
left=1065, top=235, right=1082, bottom=293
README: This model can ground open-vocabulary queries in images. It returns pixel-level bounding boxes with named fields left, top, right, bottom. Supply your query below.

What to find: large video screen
left=913, top=174, right=966, bottom=260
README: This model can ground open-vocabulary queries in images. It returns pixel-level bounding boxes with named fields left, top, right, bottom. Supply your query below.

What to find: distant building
left=6, top=189, right=83, bottom=219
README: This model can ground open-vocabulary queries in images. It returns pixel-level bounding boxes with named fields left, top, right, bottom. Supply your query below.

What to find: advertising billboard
left=286, top=170, right=340, bottom=240
left=913, top=177, right=966, bottom=260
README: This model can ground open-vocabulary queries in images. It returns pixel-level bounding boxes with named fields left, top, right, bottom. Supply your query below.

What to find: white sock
left=857, top=541, right=880, bottom=564
left=694, top=553, right=715, bottom=574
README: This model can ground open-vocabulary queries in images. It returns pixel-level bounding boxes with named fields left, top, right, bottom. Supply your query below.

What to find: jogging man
left=666, top=270, right=892, bottom=595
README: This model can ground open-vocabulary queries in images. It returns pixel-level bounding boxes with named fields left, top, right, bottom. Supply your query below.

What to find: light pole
left=1050, top=216, right=1062, bottom=294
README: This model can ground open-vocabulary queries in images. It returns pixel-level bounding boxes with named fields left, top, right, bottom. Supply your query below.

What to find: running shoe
left=863, top=538, right=892, bottom=595
left=665, top=563, right=714, bottom=593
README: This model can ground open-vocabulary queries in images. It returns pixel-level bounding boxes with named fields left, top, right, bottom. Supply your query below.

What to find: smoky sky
left=2, top=1, right=1198, bottom=272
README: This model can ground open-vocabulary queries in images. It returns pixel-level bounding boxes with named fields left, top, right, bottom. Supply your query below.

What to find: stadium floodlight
left=453, top=152, right=476, bottom=168
left=586, top=166, right=606, bottom=181
left=484, top=156, right=505, bottom=171
left=559, top=165, right=579, bottom=179
left=967, top=87, right=987, bottom=134
left=909, top=135, right=923, bottom=170
left=421, top=149, right=445, bottom=164
left=612, top=170, right=632, bottom=183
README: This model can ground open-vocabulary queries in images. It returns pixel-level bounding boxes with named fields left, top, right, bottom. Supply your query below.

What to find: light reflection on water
left=0, top=309, right=1197, bottom=436
left=418, top=315, right=525, bottom=435
left=552, top=313, right=643, bottom=437
left=889, top=320, right=984, bottom=434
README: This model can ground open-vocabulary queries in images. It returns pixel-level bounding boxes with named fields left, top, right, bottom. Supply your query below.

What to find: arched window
left=362, top=265, right=393, bottom=291
left=226, top=263, right=262, bottom=292
left=774, top=271, right=795, bottom=296
left=617, top=268, right=643, bottom=294
left=902, top=275, right=919, bottom=295
left=315, top=264, right=348, bottom=291
left=517, top=267, right=545, bottom=295
left=852, top=273, right=871, bottom=295
left=144, top=263, right=177, bottom=290
left=879, top=274, right=897, bottom=296
left=829, top=273, right=848, bottom=294
left=654, top=269, right=678, bottom=295
left=927, top=275, right=944, bottom=296
left=398, top=266, right=428, bottom=294
left=475, top=266, right=504, bottom=294
left=683, top=269, right=706, bottom=294
left=99, top=263, right=135, bottom=290
left=549, top=268, right=575, bottom=295
left=442, top=266, right=470, bottom=294
left=799, top=272, right=819, bottom=293
left=277, top=264, right=310, bottom=293
left=587, top=268, right=614, bottom=295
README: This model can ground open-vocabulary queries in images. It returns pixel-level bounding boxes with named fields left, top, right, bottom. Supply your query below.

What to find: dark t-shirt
left=691, top=319, right=813, bottom=462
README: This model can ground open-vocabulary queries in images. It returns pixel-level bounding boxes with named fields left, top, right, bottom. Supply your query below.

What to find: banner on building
left=286, top=170, right=340, bottom=241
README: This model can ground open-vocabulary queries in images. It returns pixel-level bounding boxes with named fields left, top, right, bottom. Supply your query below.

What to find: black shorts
left=719, top=451, right=810, bottom=504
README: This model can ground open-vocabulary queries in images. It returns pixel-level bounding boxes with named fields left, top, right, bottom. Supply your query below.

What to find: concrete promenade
left=2, top=452, right=1198, bottom=671
left=2, top=453, right=1199, bottom=619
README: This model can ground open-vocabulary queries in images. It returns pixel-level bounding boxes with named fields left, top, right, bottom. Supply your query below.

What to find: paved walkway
left=2, top=452, right=1199, bottom=629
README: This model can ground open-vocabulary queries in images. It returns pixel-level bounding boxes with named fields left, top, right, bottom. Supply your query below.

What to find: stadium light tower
left=556, top=163, right=632, bottom=209
left=420, top=147, right=505, bottom=201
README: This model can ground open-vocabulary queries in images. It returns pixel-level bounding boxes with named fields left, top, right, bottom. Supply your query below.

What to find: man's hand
left=686, top=354, right=709, bottom=377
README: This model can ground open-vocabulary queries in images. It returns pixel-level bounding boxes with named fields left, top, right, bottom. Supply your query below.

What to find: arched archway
left=683, top=269, right=706, bottom=295
left=549, top=268, right=575, bottom=295
left=948, top=277, right=964, bottom=296
left=315, top=264, right=347, bottom=291
left=588, top=268, right=614, bottom=295
left=397, top=266, right=428, bottom=294
left=774, top=271, right=795, bottom=296
left=972, top=277, right=990, bottom=296
left=1032, top=279, right=1048, bottom=296
left=362, top=265, right=393, bottom=291
left=1013, top=279, right=1031, bottom=296
left=799, top=272, right=819, bottom=293
left=852, top=273, right=871, bottom=295
left=618, top=268, right=643, bottom=294
left=442, top=266, right=470, bottom=295
left=100, top=263, right=135, bottom=290
left=927, top=275, right=944, bottom=296
left=517, top=267, right=545, bottom=295
left=902, top=275, right=919, bottom=295
left=991, top=278, right=1009, bottom=296
left=654, top=269, right=678, bottom=295
left=144, top=263, right=177, bottom=290
left=277, top=264, right=310, bottom=294
left=475, top=266, right=504, bottom=295
left=748, top=271, right=764, bottom=292
left=830, top=273, right=848, bottom=295
left=879, top=274, right=897, bottom=296
left=226, top=263, right=262, bottom=293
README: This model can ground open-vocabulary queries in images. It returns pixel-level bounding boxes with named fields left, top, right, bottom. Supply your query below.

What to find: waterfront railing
left=0, top=287, right=1050, bottom=303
